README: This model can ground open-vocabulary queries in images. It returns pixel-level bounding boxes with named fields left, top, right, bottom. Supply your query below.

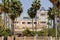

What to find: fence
left=0, top=36, right=60, bottom=40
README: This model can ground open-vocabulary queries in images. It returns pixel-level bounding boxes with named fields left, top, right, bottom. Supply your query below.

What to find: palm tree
left=0, top=0, right=8, bottom=29
left=8, top=0, right=23, bottom=34
left=2, top=0, right=10, bottom=29
left=56, top=0, right=60, bottom=8
left=48, top=7, right=55, bottom=37
left=27, top=0, right=40, bottom=31
left=0, top=0, right=11, bottom=40
left=48, top=8, right=55, bottom=29
left=49, top=0, right=59, bottom=40
left=0, top=4, right=2, bottom=15
left=56, top=9, right=60, bottom=29
left=49, top=0, right=58, bottom=5
left=28, top=7, right=37, bottom=31
left=49, top=0, right=60, bottom=30
left=32, top=0, right=40, bottom=10
left=32, top=0, right=40, bottom=31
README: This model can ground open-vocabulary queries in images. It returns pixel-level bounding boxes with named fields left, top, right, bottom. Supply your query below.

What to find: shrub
left=22, top=28, right=36, bottom=36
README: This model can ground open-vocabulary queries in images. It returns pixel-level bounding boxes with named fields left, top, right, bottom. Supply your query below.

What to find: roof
left=40, top=7, right=46, bottom=11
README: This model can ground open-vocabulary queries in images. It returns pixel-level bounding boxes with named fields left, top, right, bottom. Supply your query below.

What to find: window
left=34, top=22, right=37, bottom=24
left=22, top=22, right=25, bottom=24
left=57, top=20, right=59, bottom=22
left=40, top=13, right=45, bottom=16
left=27, top=22, right=31, bottom=24
left=40, top=22, right=46, bottom=23
left=14, top=21, right=18, bottom=23
left=16, top=22, right=18, bottom=23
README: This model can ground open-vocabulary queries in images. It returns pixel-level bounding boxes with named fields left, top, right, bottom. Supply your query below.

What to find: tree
left=49, top=0, right=59, bottom=40
left=56, top=0, right=60, bottom=8
left=3, top=28, right=11, bottom=40
left=0, top=4, right=2, bottom=14
left=32, top=0, right=41, bottom=31
left=50, top=0, right=58, bottom=5
left=48, top=7, right=55, bottom=29
left=0, top=26, right=11, bottom=40
left=0, top=16, right=2, bottom=28
left=27, top=0, right=40, bottom=31
left=8, top=0, right=23, bottom=34
left=56, top=9, right=60, bottom=29
left=32, top=0, right=40, bottom=10
left=48, top=28, right=55, bottom=37
left=49, top=0, right=60, bottom=29
left=0, top=26, right=3, bottom=36
left=28, top=7, right=37, bottom=31
left=2, top=0, right=10, bottom=29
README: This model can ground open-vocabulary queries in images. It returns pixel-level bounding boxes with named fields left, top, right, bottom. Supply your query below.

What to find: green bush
left=30, top=31, right=36, bottom=36
left=37, top=31, right=44, bottom=36
left=23, top=28, right=36, bottom=36
left=48, top=28, right=60, bottom=37
left=37, top=29, right=48, bottom=36
left=0, top=27, right=11, bottom=37
left=48, top=28, right=55, bottom=37
left=2, top=28, right=11, bottom=37
left=0, top=27, right=3, bottom=36
left=23, top=28, right=60, bottom=37
left=23, top=28, right=31, bottom=36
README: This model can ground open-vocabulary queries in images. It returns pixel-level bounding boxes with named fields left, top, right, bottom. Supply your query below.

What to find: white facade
left=14, top=10, right=48, bottom=33
left=37, top=10, right=48, bottom=28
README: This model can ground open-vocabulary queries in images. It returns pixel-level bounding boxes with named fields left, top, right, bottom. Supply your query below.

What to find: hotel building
left=0, top=7, right=49, bottom=34
left=14, top=9, right=48, bottom=34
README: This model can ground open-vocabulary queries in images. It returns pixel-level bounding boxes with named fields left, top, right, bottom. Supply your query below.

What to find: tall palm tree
left=28, top=7, right=37, bottom=31
left=56, top=8, right=60, bottom=29
left=49, top=0, right=59, bottom=40
left=32, top=0, right=40, bottom=10
left=8, top=0, right=23, bottom=34
left=0, top=4, right=3, bottom=29
left=49, top=0, right=60, bottom=31
left=56, top=0, right=60, bottom=8
left=28, top=0, right=40, bottom=31
left=32, top=0, right=40, bottom=31
left=48, top=8, right=55, bottom=28
left=2, top=0, right=10, bottom=29
left=0, top=4, right=2, bottom=15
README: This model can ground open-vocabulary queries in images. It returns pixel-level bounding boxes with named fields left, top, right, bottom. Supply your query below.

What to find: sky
left=20, top=0, right=53, bottom=19
left=0, top=0, right=53, bottom=19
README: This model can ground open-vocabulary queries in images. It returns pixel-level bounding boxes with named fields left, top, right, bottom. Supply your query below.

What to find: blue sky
left=20, top=0, right=53, bottom=19
left=0, top=0, right=53, bottom=19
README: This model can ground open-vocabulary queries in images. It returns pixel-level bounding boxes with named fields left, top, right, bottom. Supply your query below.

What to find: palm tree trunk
left=11, top=20, right=14, bottom=35
left=35, top=18, right=37, bottom=32
left=58, top=17, right=60, bottom=29
left=11, top=20, right=15, bottom=40
left=4, top=13, right=6, bottom=29
left=51, top=20, right=53, bottom=27
left=8, top=16, right=10, bottom=28
left=53, top=19, right=55, bottom=29
left=48, top=18, right=49, bottom=36
left=32, top=18, right=34, bottom=31
left=4, top=36, right=7, bottom=40
left=6, top=13, right=7, bottom=28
